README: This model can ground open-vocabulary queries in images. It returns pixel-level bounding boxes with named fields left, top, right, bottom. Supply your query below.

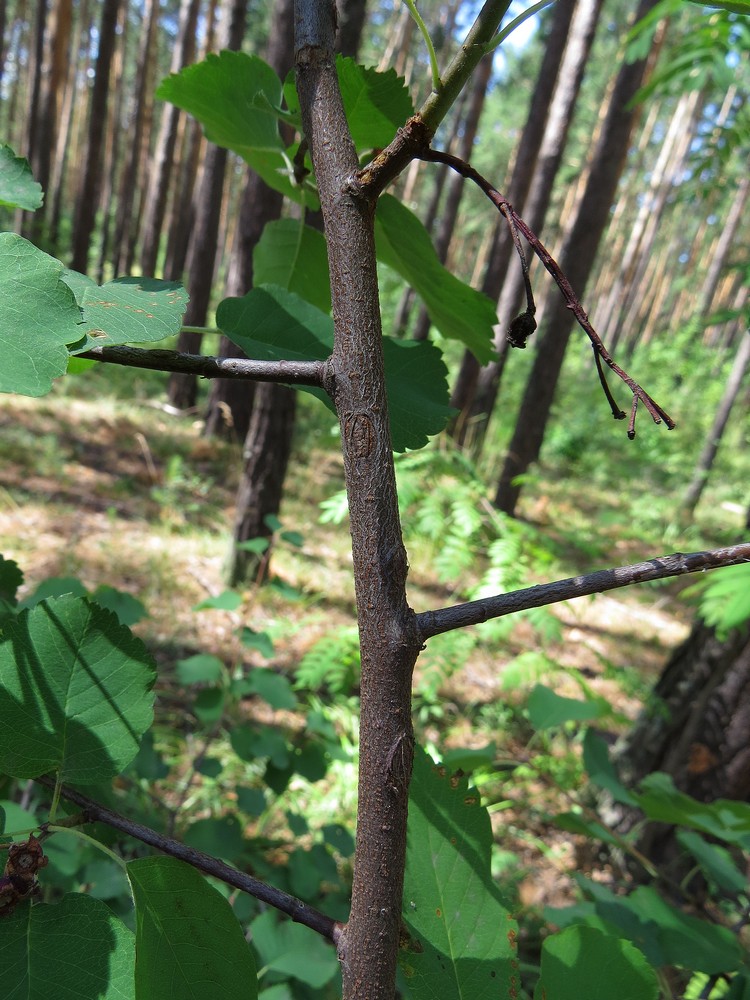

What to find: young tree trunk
left=295, top=7, right=420, bottom=993
left=494, top=0, right=662, bottom=516
left=463, top=0, right=604, bottom=447
left=450, top=0, right=577, bottom=443
left=69, top=0, right=122, bottom=273
left=138, top=0, right=201, bottom=277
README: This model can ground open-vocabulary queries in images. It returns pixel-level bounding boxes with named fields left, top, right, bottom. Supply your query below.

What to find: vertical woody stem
left=295, top=2, right=421, bottom=995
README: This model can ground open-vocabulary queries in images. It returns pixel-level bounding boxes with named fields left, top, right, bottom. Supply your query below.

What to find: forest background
left=0, top=0, right=749, bottom=996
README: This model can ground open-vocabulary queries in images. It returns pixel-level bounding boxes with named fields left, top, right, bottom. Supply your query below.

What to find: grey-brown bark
left=112, top=0, right=159, bottom=275
left=295, top=7, right=419, bottom=993
left=495, top=0, right=662, bottom=516
left=69, top=0, right=121, bottom=273
left=167, top=0, right=248, bottom=411
left=138, top=0, right=201, bottom=277
left=202, top=0, right=294, bottom=441
left=615, top=617, right=750, bottom=880
left=450, top=0, right=577, bottom=442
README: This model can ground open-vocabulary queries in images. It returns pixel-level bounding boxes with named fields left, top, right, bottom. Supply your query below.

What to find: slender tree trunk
left=682, top=327, right=750, bottom=513
left=27, top=0, right=72, bottom=248
left=138, top=0, right=201, bottom=277
left=697, top=172, right=750, bottom=320
left=69, top=0, right=121, bottom=273
left=464, top=0, right=604, bottom=447
left=112, top=0, right=159, bottom=275
left=18, top=0, right=47, bottom=235
left=167, top=0, right=248, bottom=411
left=295, top=7, right=420, bottom=994
left=47, top=0, right=92, bottom=252
left=495, top=0, right=663, bottom=516
left=95, top=0, right=128, bottom=282
left=450, top=0, right=577, bottom=443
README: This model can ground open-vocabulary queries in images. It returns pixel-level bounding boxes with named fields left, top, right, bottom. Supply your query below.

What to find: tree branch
left=78, top=345, right=326, bottom=386
left=34, top=776, right=341, bottom=943
left=416, top=542, right=750, bottom=640
left=418, top=147, right=676, bottom=437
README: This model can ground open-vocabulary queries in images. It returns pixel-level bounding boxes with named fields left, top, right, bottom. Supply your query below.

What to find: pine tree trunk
left=69, top=0, right=121, bottom=273
left=411, top=54, right=493, bottom=342
left=112, top=0, right=159, bottom=275
left=138, top=0, right=201, bottom=277
left=682, top=328, right=750, bottom=513
left=495, top=0, right=662, bottom=516
left=167, top=0, right=248, bottom=411
left=464, top=0, right=603, bottom=447
left=450, top=0, right=577, bottom=443
left=615, top=617, right=750, bottom=878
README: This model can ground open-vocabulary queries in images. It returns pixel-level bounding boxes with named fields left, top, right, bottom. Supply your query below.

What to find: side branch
left=79, top=346, right=326, bottom=387
left=419, top=147, right=676, bottom=437
left=416, top=542, right=750, bottom=641
left=35, top=776, right=340, bottom=943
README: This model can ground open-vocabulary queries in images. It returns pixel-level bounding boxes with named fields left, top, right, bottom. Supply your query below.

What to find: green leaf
left=677, top=830, right=749, bottom=896
left=176, top=653, right=225, bottom=685
left=18, top=576, right=88, bottom=609
left=62, top=271, right=188, bottom=349
left=534, top=925, right=659, bottom=1000
left=194, top=590, right=243, bottom=611
left=0, top=554, right=23, bottom=606
left=157, top=51, right=301, bottom=202
left=250, top=909, right=339, bottom=989
left=527, top=684, right=603, bottom=730
left=127, top=856, right=257, bottom=1000
left=699, top=562, right=750, bottom=636
left=337, top=57, right=414, bottom=149
left=254, top=220, right=331, bottom=313
left=375, top=194, right=497, bottom=364
left=90, top=585, right=148, bottom=626
left=182, top=816, right=245, bottom=862
left=635, top=772, right=750, bottom=849
left=230, top=724, right=290, bottom=768
left=1, top=897, right=134, bottom=998
left=580, top=879, right=742, bottom=974
left=238, top=626, right=275, bottom=659
left=0, top=596, right=156, bottom=782
left=193, top=686, right=225, bottom=724
left=0, top=145, right=43, bottom=211
left=400, top=746, right=518, bottom=996
left=245, top=668, right=298, bottom=710
left=0, top=233, right=85, bottom=396
left=583, top=730, right=638, bottom=805
left=687, top=0, right=750, bottom=12
left=554, top=811, right=625, bottom=848
left=217, top=285, right=454, bottom=451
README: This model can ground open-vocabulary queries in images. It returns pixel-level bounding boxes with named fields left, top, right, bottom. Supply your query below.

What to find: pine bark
left=138, top=0, right=201, bottom=277
left=464, top=0, right=603, bottom=445
left=450, top=0, right=577, bottom=443
left=615, top=617, right=750, bottom=878
left=167, top=0, right=248, bottom=411
left=69, top=0, right=121, bottom=273
left=682, top=328, right=750, bottom=513
left=494, top=0, right=662, bottom=516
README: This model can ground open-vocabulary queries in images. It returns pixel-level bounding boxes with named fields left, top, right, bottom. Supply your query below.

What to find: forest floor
left=0, top=376, right=744, bottom=922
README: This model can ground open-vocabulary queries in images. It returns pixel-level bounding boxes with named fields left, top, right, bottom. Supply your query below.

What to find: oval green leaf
left=0, top=595, right=156, bottom=782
